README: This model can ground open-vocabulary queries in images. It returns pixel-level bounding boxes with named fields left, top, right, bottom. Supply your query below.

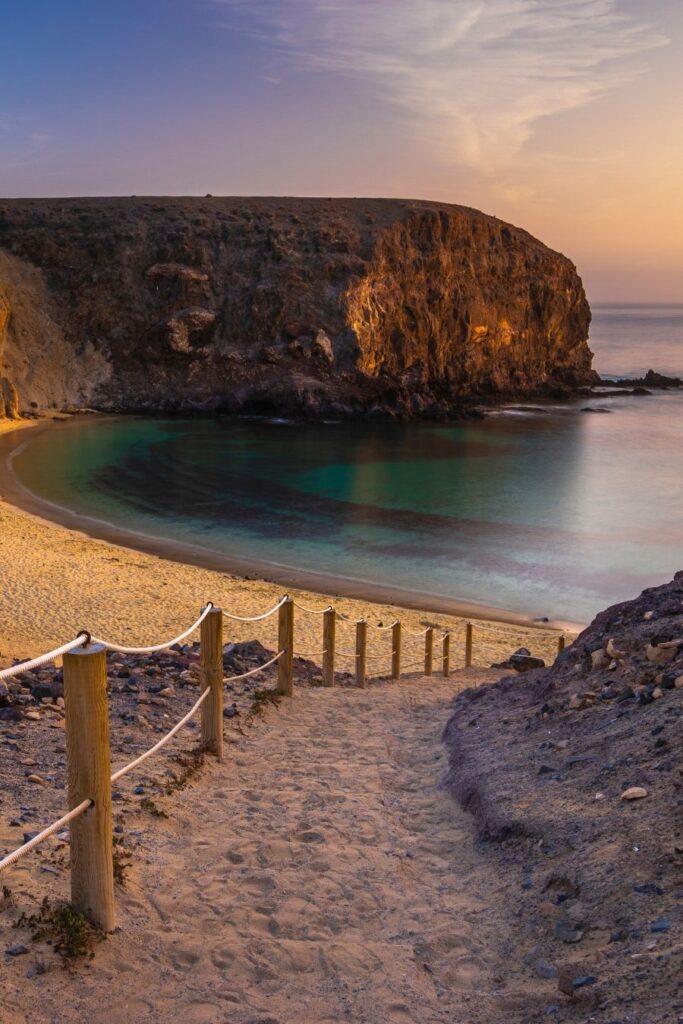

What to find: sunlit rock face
left=0, top=197, right=594, bottom=418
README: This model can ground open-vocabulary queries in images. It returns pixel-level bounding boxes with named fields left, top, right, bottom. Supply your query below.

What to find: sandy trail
left=3, top=672, right=531, bottom=1024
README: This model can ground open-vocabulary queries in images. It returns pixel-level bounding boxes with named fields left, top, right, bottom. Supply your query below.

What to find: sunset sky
left=2, top=0, right=681, bottom=301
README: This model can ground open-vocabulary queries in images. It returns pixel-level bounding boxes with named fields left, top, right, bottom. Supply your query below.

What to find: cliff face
left=0, top=197, right=594, bottom=419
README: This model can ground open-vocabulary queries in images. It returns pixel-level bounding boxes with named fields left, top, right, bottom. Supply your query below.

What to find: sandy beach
left=3, top=667, right=560, bottom=1024
left=0, top=418, right=566, bottom=668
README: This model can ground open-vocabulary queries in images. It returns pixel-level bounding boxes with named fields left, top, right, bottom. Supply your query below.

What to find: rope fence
left=0, top=592, right=567, bottom=933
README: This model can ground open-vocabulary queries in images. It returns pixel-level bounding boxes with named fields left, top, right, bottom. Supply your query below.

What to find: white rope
left=402, top=627, right=430, bottom=639
left=222, top=596, right=288, bottom=623
left=111, top=688, right=211, bottom=783
left=223, top=651, right=284, bottom=682
left=367, top=620, right=399, bottom=632
left=293, top=602, right=332, bottom=616
left=0, top=799, right=91, bottom=873
left=92, top=605, right=214, bottom=655
left=0, top=634, right=89, bottom=682
left=111, top=651, right=285, bottom=782
left=294, top=649, right=328, bottom=660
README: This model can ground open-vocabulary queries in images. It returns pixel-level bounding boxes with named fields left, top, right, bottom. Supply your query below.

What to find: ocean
left=9, top=304, right=683, bottom=625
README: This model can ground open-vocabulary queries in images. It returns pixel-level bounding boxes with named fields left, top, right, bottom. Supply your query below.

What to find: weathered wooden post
left=201, top=606, right=224, bottom=759
left=557, top=635, right=565, bottom=656
left=355, top=619, right=367, bottom=689
left=424, top=627, right=434, bottom=676
left=465, top=622, right=473, bottom=668
left=322, top=608, right=336, bottom=687
left=278, top=596, right=294, bottom=696
left=63, top=642, right=115, bottom=932
left=392, top=621, right=402, bottom=681
left=442, top=632, right=450, bottom=677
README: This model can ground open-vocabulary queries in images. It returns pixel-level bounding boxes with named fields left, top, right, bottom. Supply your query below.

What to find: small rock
left=634, top=882, right=664, bottom=895
left=650, top=917, right=671, bottom=933
left=554, top=918, right=583, bottom=943
left=620, top=786, right=648, bottom=801
left=590, top=649, right=609, bottom=671
left=5, top=944, right=29, bottom=957
left=645, top=643, right=676, bottom=665
left=535, top=959, right=559, bottom=979
left=26, top=774, right=45, bottom=785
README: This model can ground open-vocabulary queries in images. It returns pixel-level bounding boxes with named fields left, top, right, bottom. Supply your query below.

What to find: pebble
left=620, top=786, right=648, bottom=801
left=634, top=882, right=664, bottom=895
left=554, top=918, right=583, bottom=943
left=5, top=944, right=29, bottom=957
left=650, top=917, right=671, bottom=933
left=572, top=975, right=598, bottom=989
left=535, top=959, right=558, bottom=979
left=26, top=774, right=45, bottom=785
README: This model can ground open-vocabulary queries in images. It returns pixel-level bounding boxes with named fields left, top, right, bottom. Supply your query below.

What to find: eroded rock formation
left=0, top=197, right=594, bottom=418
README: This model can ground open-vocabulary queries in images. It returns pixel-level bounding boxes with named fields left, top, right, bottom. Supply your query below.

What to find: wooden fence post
left=557, top=635, right=565, bottom=656
left=322, top=608, right=336, bottom=687
left=465, top=623, right=473, bottom=668
left=392, top=621, right=402, bottom=681
left=355, top=619, right=367, bottom=689
left=442, top=632, right=450, bottom=677
left=63, top=642, right=115, bottom=932
left=278, top=596, right=294, bottom=696
left=424, top=627, right=434, bottom=676
left=201, top=606, right=224, bottom=759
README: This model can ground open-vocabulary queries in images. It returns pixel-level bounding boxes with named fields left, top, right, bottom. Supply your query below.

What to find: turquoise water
left=10, top=305, right=683, bottom=624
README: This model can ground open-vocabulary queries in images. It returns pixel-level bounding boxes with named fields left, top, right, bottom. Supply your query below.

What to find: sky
left=1, top=0, right=682, bottom=301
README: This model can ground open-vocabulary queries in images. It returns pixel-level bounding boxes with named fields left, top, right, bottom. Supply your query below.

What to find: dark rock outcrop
left=444, top=573, right=683, bottom=1020
left=0, top=197, right=595, bottom=418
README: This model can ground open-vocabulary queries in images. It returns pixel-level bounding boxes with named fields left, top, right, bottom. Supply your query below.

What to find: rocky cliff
left=0, top=197, right=594, bottom=419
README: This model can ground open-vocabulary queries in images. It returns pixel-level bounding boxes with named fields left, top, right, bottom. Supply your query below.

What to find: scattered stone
left=535, top=960, right=559, bottom=980
left=650, top=917, right=671, bottom=933
left=5, top=944, right=29, bottom=957
left=634, top=882, right=664, bottom=895
left=554, top=918, right=583, bottom=943
left=645, top=643, right=676, bottom=665
left=620, top=787, right=648, bottom=801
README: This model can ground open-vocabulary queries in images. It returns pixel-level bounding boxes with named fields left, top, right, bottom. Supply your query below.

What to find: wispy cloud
left=214, top=0, right=667, bottom=171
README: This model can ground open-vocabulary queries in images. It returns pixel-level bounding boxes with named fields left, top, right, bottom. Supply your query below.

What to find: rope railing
left=293, top=601, right=333, bottom=615
left=0, top=633, right=89, bottom=681
left=0, top=592, right=566, bottom=932
left=110, top=687, right=211, bottom=783
left=222, top=596, right=288, bottom=623
left=0, top=799, right=92, bottom=873
left=91, top=604, right=214, bottom=654
left=1, top=645, right=287, bottom=881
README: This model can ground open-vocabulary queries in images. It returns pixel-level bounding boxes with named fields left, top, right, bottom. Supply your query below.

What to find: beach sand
left=0, top=419, right=565, bottom=668
left=2, top=669, right=556, bottom=1024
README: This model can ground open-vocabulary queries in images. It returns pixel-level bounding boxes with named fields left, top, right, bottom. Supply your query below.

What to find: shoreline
left=0, top=417, right=583, bottom=635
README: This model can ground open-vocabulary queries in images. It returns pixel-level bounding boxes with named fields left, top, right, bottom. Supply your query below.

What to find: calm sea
left=11, top=304, right=683, bottom=625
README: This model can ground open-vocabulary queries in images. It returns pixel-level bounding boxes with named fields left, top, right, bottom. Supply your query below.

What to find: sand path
left=4, top=673, right=526, bottom=1024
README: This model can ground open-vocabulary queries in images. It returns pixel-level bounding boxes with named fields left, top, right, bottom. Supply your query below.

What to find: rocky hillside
left=0, top=197, right=594, bottom=419
left=444, top=574, right=682, bottom=1020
